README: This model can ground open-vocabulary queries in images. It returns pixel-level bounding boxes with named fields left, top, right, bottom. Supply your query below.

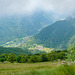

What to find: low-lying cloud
left=0, top=0, right=75, bottom=16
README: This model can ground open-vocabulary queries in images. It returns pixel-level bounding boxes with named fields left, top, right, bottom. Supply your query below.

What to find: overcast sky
left=0, top=0, right=75, bottom=16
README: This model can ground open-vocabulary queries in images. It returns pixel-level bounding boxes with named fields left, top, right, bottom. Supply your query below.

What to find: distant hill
left=19, top=18, right=75, bottom=50
left=0, top=46, right=31, bottom=55
left=0, top=12, right=55, bottom=45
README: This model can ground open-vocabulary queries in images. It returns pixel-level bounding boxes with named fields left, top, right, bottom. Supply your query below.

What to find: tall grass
left=23, top=64, right=75, bottom=75
left=0, top=62, right=75, bottom=75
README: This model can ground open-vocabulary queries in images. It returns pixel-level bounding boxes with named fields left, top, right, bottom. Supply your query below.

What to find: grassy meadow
left=0, top=61, right=75, bottom=75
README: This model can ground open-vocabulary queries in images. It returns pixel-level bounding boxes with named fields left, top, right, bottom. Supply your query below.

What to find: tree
left=67, top=43, right=75, bottom=61
left=46, top=52, right=56, bottom=61
left=8, top=53, right=16, bottom=63
left=28, top=55, right=38, bottom=63
left=16, top=55, right=21, bottom=63
left=0, top=54, right=8, bottom=62
left=40, top=53, right=48, bottom=62
left=20, top=55, right=27, bottom=63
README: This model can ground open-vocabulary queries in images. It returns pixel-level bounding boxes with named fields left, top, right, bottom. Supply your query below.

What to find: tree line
left=0, top=50, right=67, bottom=63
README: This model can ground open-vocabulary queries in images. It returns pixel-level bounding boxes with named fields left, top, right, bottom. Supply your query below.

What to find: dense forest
left=0, top=50, right=67, bottom=63
left=0, top=46, right=31, bottom=55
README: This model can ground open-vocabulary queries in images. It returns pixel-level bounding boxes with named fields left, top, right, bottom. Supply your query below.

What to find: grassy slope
left=2, top=36, right=30, bottom=47
left=19, top=37, right=54, bottom=53
left=0, top=62, right=75, bottom=75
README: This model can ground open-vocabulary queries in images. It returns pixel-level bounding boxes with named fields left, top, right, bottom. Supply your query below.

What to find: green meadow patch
left=0, top=62, right=75, bottom=75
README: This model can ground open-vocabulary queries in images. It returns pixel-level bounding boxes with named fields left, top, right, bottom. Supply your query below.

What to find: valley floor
left=0, top=61, right=75, bottom=75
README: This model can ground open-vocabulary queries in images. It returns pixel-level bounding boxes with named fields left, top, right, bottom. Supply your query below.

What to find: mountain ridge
left=19, top=18, right=75, bottom=50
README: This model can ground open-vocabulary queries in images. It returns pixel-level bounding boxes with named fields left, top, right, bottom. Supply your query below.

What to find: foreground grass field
left=0, top=62, right=75, bottom=75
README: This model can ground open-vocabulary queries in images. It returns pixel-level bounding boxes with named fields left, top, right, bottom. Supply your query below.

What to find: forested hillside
left=19, top=18, right=75, bottom=50
left=0, top=46, right=31, bottom=55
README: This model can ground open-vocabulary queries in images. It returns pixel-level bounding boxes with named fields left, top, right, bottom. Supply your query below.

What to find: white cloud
left=0, top=0, right=75, bottom=16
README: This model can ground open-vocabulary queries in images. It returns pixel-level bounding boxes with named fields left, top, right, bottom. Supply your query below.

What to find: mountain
left=19, top=18, right=75, bottom=50
left=0, top=11, right=56, bottom=45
